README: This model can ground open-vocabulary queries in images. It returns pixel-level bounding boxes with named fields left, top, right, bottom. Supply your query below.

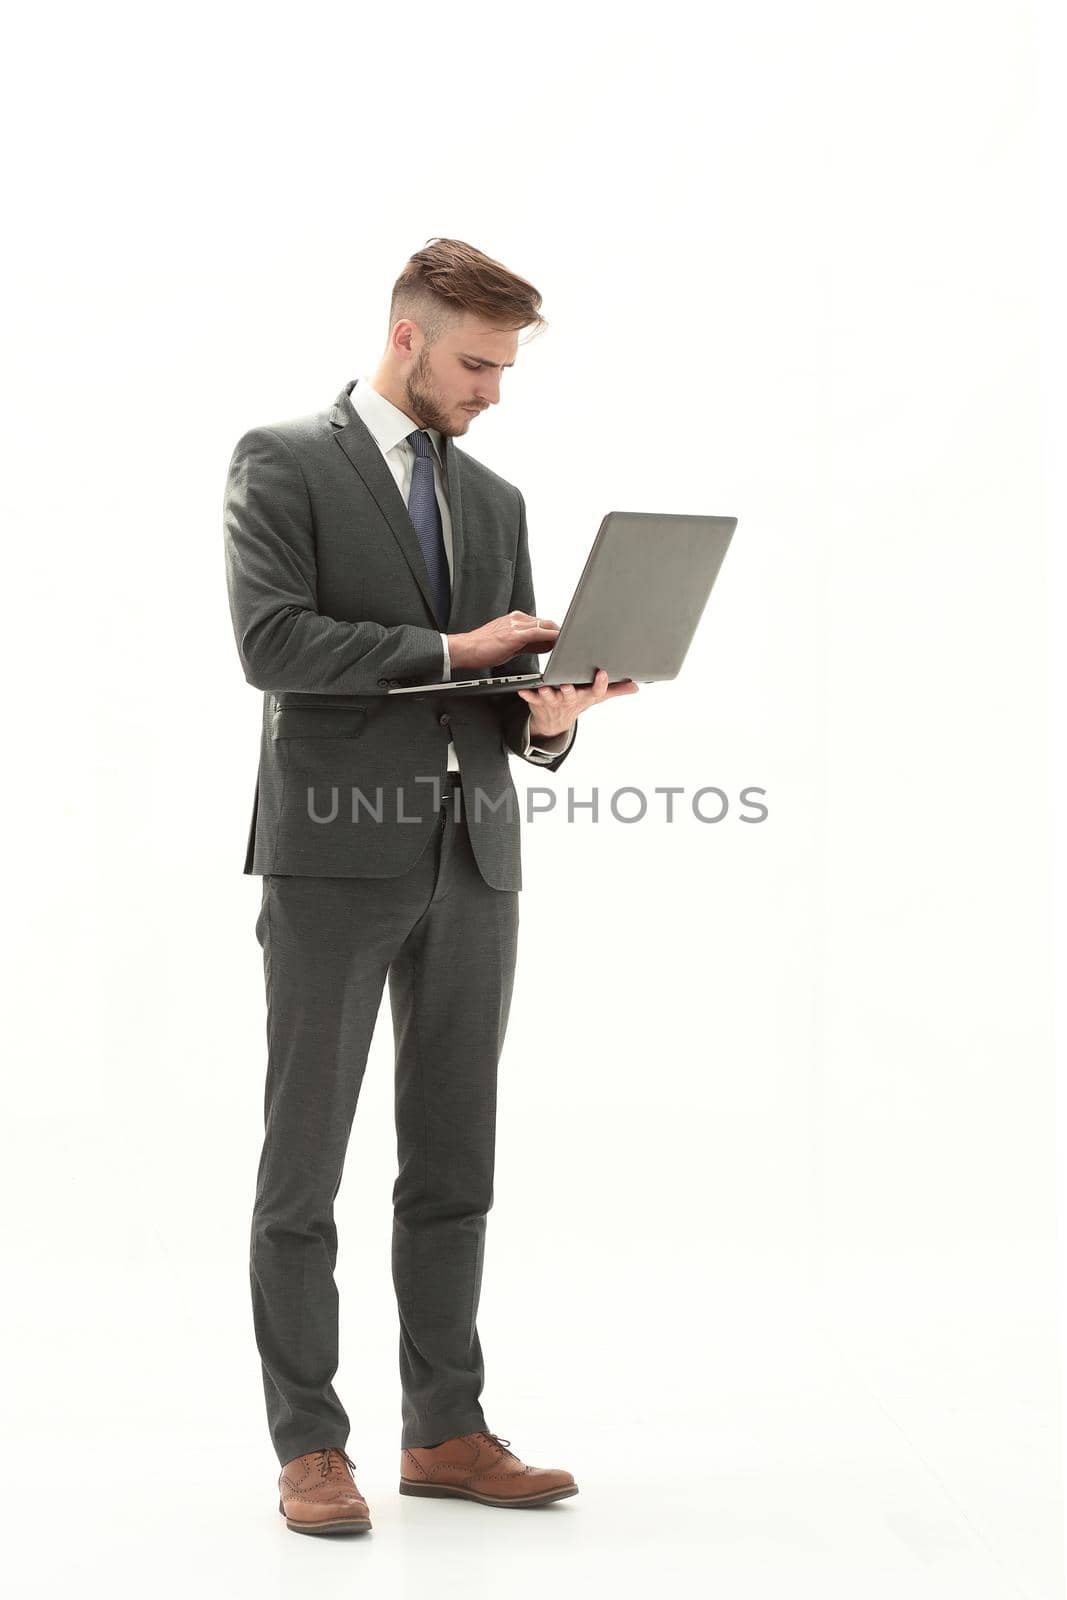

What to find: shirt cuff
left=440, top=634, right=450, bottom=679
left=521, top=712, right=575, bottom=763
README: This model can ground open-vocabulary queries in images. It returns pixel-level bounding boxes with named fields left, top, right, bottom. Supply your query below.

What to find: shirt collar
left=349, top=376, right=444, bottom=466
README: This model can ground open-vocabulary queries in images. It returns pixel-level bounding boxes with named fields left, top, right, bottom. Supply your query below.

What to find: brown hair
left=389, top=237, right=547, bottom=345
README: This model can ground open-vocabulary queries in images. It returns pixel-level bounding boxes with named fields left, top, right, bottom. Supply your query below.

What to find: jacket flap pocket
left=271, top=706, right=368, bottom=740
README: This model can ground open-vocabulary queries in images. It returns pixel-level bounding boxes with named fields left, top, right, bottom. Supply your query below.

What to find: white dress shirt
left=348, top=377, right=574, bottom=769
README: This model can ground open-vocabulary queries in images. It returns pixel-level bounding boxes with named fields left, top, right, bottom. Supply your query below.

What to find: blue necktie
left=406, top=429, right=451, bottom=627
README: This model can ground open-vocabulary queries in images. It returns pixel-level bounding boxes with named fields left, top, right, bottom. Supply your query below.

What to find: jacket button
left=377, top=677, right=389, bottom=687
left=439, top=713, right=450, bottom=727
left=389, top=678, right=400, bottom=687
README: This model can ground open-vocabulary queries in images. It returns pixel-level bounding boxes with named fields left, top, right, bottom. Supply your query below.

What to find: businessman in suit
left=223, top=238, right=637, bottom=1535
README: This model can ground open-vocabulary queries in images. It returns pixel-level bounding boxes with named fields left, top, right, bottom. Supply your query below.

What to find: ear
left=392, top=319, right=417, bottom=359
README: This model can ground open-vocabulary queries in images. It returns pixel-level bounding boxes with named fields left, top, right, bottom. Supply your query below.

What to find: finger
left=568, top=678, right=636, bottom=712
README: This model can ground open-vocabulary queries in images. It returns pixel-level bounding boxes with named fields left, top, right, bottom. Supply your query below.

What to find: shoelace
left=472, top=1429, right=518, bottom=1462
left=316, top=1446, right=358, bottom=1479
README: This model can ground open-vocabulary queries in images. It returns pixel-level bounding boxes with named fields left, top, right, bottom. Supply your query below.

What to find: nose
left=476, top=373, right=502, bottom=405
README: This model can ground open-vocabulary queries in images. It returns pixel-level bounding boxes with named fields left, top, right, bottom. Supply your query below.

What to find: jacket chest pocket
left=473, top=554, right=513, bottom=576
left=464, top=553, right=514, bottom=614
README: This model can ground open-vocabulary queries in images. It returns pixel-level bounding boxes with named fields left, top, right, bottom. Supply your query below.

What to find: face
left=400, top=313, right=520, bottom=437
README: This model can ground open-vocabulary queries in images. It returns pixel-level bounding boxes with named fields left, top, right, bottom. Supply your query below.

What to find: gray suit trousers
left=250, top=775, right=519, bottom=1463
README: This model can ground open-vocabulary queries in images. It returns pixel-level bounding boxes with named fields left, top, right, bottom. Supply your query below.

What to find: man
left=223, top=237, right=637, bottom=1536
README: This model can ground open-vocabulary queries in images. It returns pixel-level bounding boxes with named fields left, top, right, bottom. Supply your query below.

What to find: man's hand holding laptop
left=517, top=669, right=638, bottom=737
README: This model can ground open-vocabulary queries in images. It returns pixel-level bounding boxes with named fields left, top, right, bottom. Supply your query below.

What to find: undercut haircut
left=389, top=237, right=547, bottom=346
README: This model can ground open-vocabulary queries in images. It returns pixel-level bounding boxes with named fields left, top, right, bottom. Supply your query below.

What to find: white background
left=2, top=2, right=1063, bottom=1596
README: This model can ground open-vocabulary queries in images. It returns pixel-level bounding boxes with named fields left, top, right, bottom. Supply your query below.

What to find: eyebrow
left=458, top=352, right=515, bottom=369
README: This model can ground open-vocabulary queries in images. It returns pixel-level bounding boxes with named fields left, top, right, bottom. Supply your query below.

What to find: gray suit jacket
left=223, top=378, right=575, bottom=891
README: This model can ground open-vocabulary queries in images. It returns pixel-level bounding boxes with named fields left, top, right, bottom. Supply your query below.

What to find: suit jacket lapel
left=330, top=379, right=467, bottom=634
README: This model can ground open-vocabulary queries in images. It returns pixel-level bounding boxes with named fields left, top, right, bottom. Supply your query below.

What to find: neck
left=367, top=365, right=422, bottom=426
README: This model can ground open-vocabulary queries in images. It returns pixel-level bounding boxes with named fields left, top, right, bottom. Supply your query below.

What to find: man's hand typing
left=447, top=611, right=560, bottom=672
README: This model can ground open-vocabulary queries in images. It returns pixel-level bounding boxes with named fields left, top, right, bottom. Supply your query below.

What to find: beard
left=403, top=347, right=470, bottom=437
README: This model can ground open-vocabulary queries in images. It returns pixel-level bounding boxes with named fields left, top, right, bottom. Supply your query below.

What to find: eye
left=462, top=360, right=481, bottom=371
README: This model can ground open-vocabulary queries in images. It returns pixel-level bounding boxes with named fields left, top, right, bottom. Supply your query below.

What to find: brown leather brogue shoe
left=399, top=1429, right=578, bottom=1507
left=277, top=1446, right=372, bottom=1535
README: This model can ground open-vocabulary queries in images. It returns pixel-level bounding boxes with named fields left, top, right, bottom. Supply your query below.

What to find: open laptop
left=386, top=510, right=737, bottom=698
